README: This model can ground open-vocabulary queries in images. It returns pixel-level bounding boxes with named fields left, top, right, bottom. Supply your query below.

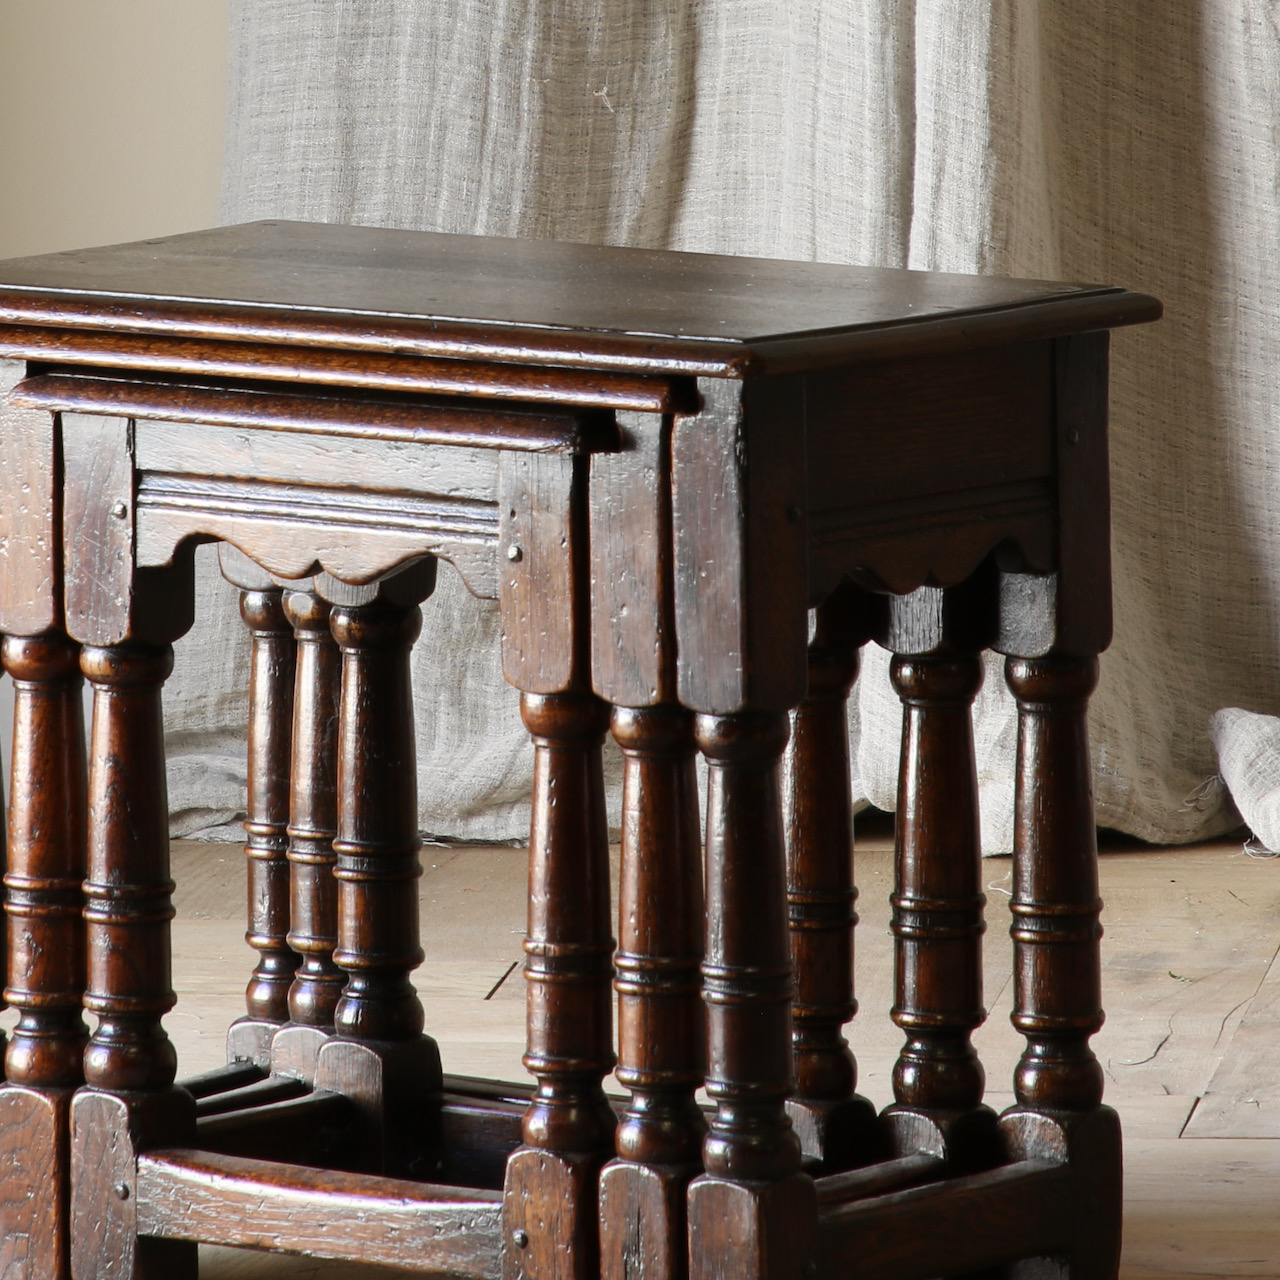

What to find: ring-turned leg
left=877, top=583, right=999, bottom=1172
left=227, top=585, right=299, bottom=1068
left=1000, top=654, right=1119, bottom=1279
left=503, top=689, right=617, bottom=1280
left=270, top=587, right=344, bottom=1080
left=994, top=332, right=1120, bottom=1278
left=70, top=641, right=197, bottom=1280
left=688, top=711, right=816, bottom=1280
left=782, top=584, right=880, bottom=1170
left=0, top=631, right=87, bottom=1280
left=313, top=567, right=442, bottom=1177
left=883, top=649, right=995, bottom=1161
left=599, top=704, right=704, bottom=1280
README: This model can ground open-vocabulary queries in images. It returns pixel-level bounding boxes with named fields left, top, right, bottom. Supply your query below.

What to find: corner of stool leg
left=313, top=1033, right=443, bottom=1176
left=269, top=1022, right=335, bottom=1084
left=504, top=1147, right=605, bottom=1280
left=69, top=1087, right=198, bottom=1280
left=687, top=1173, right=818, bottom=1280
left=599, top=1158, right=696, bottom=1280
left=999, top=1105, right=1122, bottom=1280
left=225, top=1018, right=279, bottom=1072
left=786, top=1095, right=884, bottom=1171
left=0, top=1085, right=75, bottom=1280
left=881, top=1101, right=1004, bottom=1174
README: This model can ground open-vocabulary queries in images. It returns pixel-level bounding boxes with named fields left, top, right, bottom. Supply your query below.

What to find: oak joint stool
left=0, top=222, right=1159, bottom=1280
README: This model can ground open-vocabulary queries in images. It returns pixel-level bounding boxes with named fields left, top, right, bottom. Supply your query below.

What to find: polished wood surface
left=279, top=588, right=342, bottom=1043
left=505, top=689, right=616, bottom=1280
left=80, top=642, right=183, bottom=1095
left=599, top=704, right=704, bottom=1280
left=0, top=630, right=88, bottom=1277
left=782, top=585, right=880, bottom=1169
left=227, top=585, right=297, bottom=1066
left=0, top=222, right=1160, bottom=1280
left=0, top=220, right=1157, bottom=374
left=880, top=583, right=999, bottom=1171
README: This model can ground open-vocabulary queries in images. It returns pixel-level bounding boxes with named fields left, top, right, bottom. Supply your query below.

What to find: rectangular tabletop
left=0, top=221, right=1159, bottom=376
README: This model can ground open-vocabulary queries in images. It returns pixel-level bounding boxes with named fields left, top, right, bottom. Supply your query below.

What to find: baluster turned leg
left=312, top=568, right=441, bottom=1176
left=226, top=586, right=299, bottom=1068
left=270, top=588, right=344, bottom=1079
left=503, top=690, right=617, bottom=1280
left=71, top=643, right=196, bottom=1280
left=884, top=644, right=998, bottom=1168
left=1001, top=655, right=1119, bottom=1280
left=783, top=586, right=880, bottom=1170
left=0, top=632, right=87, bottom=1279
left=688, top=712, right=816, bottom=1280
left=599, top=705, right=704, bottom=1280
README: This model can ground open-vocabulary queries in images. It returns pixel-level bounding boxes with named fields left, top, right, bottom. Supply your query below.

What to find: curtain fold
left=172, top=0, right=1277, bottom=847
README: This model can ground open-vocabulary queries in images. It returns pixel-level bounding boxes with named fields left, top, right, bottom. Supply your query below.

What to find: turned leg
left=599, top=705, right=704, bottom=1280
left=1001, top=655, right=1119, bottom=1280
left=70, top=642, right=197, bottom=1280
left=688, top=711, right=816, bottom=1280
left=329, top=593, right=426, bottom=1042
left=312, top=572, right=442, bottom=1176
left=503, top=690, right=617, bottom=1280
left=0, top=632, right=87, bottom=1279
left=883, top=646, right=997, bottom=1168
left=782, top=588, right=880, bottom=1170
left=227, top=586, right=299, bottom=1068
left=270, top=588, right=344, bottom=1080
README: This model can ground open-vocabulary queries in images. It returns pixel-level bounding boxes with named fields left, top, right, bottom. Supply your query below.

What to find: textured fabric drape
left=170, top=0, right=1278, bottom=848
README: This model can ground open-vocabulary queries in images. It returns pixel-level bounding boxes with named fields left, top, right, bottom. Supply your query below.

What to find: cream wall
left=0, top=1, right=229, bottom=260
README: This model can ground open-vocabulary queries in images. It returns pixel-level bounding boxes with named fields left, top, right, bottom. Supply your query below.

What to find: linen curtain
left=167, top=0, right=1280, bottom=849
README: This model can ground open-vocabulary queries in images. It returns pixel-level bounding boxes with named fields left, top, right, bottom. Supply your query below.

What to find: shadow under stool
left=0, top=222, right=1159, bottom=1280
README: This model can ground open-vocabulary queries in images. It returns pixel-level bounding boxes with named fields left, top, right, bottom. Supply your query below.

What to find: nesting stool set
left=0, top=223, right=1159, bottom=1280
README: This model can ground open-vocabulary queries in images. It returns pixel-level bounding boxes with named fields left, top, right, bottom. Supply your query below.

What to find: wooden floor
left=101, top=817, right=1280, bottom=1278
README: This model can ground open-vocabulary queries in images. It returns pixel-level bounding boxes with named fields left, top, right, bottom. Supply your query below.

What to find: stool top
left=0, top=221, right=1159, bottom=378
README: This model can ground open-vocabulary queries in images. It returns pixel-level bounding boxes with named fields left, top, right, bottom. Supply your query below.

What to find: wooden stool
left=0, top=223, right=1159, bottom=1280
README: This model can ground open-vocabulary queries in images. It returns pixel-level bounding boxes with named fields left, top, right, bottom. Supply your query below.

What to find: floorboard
left=147, top=823, right=1280, bottom=1279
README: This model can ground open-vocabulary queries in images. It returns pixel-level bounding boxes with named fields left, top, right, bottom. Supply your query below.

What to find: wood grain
left=499, top=452, right=583, bottom=693
left=330, top=584, right=434, bottom=1046
left=279, top=589, right=340, bottom=1040
left=589, top=410, right=675, bottom=708
left=883, top=618, right=996, bottom=1165
left=0, top=220, right=1158, bottom=375
left=600, top=704, right=704, bottom=1280
left=505, top=689, right=616, bottom=1280
left=61, top=412, right=135, bottom=646
left=816, top=1160, right=1071, bottom=1280
left=671, top=378, right=808, bottom=715
left=693, top=710, right=800, bottom=1182
left=3, top=631, right=88, bottom=1088
left=134, top=1149, right=502, bottom=1276
left=61, top=412, right=197, bottom=648
left=16, top=372, right=619, bottom=453
left=134, top=470, right=500, bottom=601
left=1183, top=943, right=1280, bottom=1137
left=805, top=344, right=1053, bottom=517
left=232, top=587, right=298, bottom=1042
left=81, top=642, right=184, bottom=1094
left=782, top=586, right=881, bottom=1169
left=0, top=358, right=59, bottom=635
left=1005, top=656, right=1106, bottom=1114
left=0, top=1088, right=73, bottom=1280
left=70, top=1088, right=198, bottom=1280
left=0, top=325, right=688, bottom=411
left=137, top=420, right=499, bottom=506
